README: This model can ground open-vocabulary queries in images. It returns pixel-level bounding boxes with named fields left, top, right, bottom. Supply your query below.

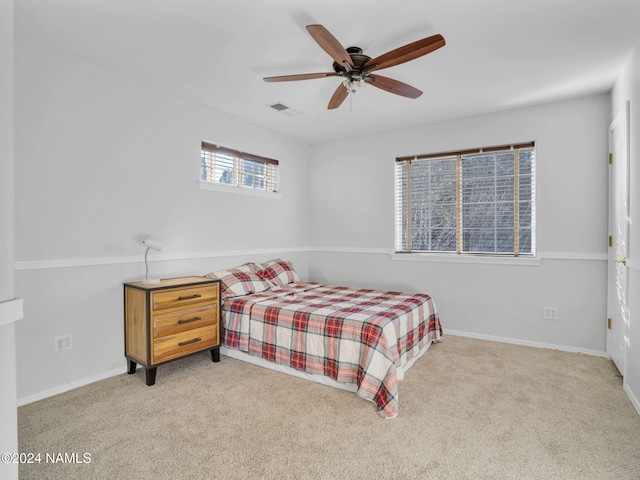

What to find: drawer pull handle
left=178, top=337, right=201, bottom=347
left=178, top=294, right=202, bottom=301
left=178, top=317, right=202, bottom=325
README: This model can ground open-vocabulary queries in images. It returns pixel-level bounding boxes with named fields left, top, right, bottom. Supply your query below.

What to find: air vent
left=267, top=102, right=301, bottom=117
left=269, top=102, right=289, bottom=111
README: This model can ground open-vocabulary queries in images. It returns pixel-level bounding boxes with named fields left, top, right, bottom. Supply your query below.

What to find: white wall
left=14, top=34, right=310, bottom=403
left=308, top=95, right=610, bottom=354
left=612, top=42, right=640, bottom=414
left=0, top=0, right=19, bottom=478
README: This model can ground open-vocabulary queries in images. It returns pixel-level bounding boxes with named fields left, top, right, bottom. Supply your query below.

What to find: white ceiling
left=15, top=0, right=640, bottom=144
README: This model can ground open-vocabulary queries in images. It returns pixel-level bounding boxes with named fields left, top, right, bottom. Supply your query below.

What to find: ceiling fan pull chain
left=350, top=81, right=355, bottom=112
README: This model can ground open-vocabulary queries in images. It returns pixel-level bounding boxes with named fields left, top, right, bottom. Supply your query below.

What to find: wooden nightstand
left=124, top=276, right=221, bottom=385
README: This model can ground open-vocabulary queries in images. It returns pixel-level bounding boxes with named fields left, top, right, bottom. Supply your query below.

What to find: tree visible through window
left=200, top=142, right=279, bottom=193
left=395, top=142, right=535, bottom=256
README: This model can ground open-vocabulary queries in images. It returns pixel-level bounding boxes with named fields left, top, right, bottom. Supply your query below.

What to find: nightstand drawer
left=152, top=284, right=218, bottom=311
left=153, top=304, right=217, bottom=338
left=152, top=325, right=218, bottom=364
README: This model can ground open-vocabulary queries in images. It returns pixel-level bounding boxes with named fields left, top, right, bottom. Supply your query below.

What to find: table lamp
left=142, top=238, right=162, bottom=284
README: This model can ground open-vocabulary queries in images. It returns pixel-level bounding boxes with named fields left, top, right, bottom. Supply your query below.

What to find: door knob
left=616, top=257, right=627, bottom=265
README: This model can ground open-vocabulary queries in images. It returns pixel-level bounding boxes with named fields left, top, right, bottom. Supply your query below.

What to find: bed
left=206, top=258, right=442, bottom=419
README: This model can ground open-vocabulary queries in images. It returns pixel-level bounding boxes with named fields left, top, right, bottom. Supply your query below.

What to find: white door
left=607, top=102, right=630, bottom=376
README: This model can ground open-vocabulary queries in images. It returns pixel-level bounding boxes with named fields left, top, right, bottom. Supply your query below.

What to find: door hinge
left=609, top=153, right=613, bottom=164
left=608, top=318, right=612, bottom=329
left=609, top=235, right=613, bottom=247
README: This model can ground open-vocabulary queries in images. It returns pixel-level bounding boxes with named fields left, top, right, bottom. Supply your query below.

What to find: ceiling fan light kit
left=342, top=77, right=366, bottom=94
left=263, top=24, right=445, bottom=110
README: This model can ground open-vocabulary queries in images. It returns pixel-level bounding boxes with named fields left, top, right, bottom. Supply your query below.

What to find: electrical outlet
left=54, top=334, right=73, bottom=352
left=543, top=307, right=558, bottom=320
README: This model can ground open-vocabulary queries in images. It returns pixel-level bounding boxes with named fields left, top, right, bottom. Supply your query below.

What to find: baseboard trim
left=624, top=384, right=640, bottom=416
left=17, top=366, right=127, bottom=407
left=445, top=329, right=609, bottom=358
left=16, top=334, right=611, bottom=408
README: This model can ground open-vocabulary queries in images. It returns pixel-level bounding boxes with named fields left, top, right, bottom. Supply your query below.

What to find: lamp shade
left=142, top=238, right=162, bottom=251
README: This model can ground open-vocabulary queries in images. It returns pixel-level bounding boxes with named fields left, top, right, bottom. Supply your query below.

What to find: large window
left=395, top=142, right=535, bottom=256
left=200, top=142, right=279, bottom=194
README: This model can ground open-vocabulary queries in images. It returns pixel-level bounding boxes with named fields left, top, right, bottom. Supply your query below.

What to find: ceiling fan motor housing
left=333, top=47, right=372, bottom=82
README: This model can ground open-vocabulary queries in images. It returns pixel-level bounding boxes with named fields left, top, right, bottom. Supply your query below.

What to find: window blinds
left=200, top=142, right=279, bottom=193
left=395, top=142, right=535, bottom=256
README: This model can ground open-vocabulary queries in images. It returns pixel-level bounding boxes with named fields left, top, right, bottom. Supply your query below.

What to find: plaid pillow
left=205, top=264, right=271, bottom=300
left=238, top=262, right=262, bottom=274
left=256, top=258, right=301, bottom=288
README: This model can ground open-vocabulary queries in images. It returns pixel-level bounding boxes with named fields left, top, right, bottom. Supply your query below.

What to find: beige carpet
left=18, top=335, right=640, bottom=479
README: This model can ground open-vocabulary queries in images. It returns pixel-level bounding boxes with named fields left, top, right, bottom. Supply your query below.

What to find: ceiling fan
left=263, top=24, right=446, bottom=110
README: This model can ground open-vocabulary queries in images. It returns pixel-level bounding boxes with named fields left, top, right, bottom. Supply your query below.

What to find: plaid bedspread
left=222, top=282, right=442, bottom=418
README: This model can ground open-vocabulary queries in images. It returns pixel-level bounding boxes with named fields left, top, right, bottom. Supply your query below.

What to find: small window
left=395, top=142, right=535, bottom=256
left=200, top=142, right=279, bottom=196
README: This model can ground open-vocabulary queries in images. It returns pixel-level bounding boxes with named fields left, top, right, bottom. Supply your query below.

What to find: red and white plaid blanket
left=222, top=282, right=442, bottom=418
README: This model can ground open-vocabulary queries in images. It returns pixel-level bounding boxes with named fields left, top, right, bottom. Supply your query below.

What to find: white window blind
left=200, top=142, right=279, bottom=193
left=395, top=142, right=535, bottom=256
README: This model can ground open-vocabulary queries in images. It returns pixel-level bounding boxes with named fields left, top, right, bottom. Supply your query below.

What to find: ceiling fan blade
left=328, top=83, right=349, bottom=109
left=306, top=24, right=354, bottom=69
left=364, top=34, right=445, bottom=72
left=263, top=72, right=338, bottom=82
left=366, top=74, right=423, bottom=99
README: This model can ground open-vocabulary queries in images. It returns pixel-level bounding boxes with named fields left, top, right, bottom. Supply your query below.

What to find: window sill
left=391, top=252, right=541, bottom=266
left=198, top=181, right=282, bottom=199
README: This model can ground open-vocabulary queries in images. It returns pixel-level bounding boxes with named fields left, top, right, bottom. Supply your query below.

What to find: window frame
left=394, top=142, right=536, bottom=258
left=199, top=141, right=281, bottom=199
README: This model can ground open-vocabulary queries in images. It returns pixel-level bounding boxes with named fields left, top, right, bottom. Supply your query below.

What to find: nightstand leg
left=211, top=347, right=220, bottom=363
left=127, top=360, right=137, bottom=374
left=145, top=367, right=157, bottom=386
